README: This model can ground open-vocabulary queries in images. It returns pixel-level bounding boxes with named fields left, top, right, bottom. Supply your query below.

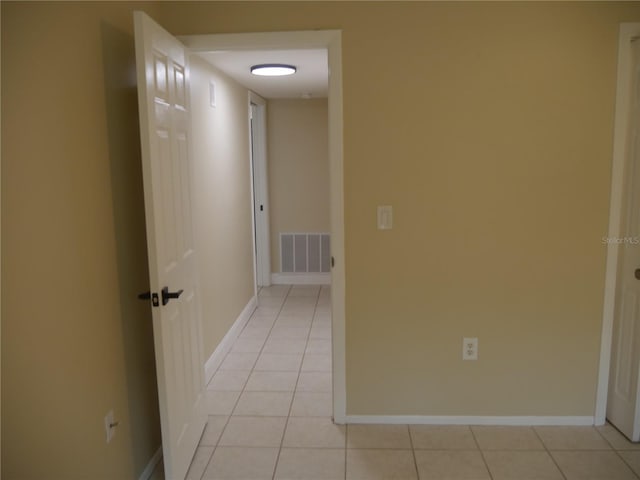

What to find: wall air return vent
left=280, top=233, right=330, bottom=274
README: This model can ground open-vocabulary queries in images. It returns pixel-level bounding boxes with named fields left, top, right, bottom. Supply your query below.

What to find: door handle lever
left=161, top=287, right=184, bottom=306
left=635, top=268, right=640, bottom=280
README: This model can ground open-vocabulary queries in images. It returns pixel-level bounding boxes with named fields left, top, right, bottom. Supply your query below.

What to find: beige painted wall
left=2, top=2, right=161, bottom=479
left=159, top=1, right=640, bottom=417
left=2, top=4, right=256, bottom=479
left=4, top=2, right=640, bottom=478
left=190, top=55, right=255, bottom=360
left=101, top=13, right=161, bottom=475
left=267, top=99, right=329, bottom=272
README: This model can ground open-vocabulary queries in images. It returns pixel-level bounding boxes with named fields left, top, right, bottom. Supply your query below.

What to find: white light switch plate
left=377, top=205, right=393, bottom=230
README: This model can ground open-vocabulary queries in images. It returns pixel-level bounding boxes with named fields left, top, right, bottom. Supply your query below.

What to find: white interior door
left=250, top=93, right=271, bottom=287
left=134, top=11, right=206, bottom=478
left=608, top=38, right=640, bottom=441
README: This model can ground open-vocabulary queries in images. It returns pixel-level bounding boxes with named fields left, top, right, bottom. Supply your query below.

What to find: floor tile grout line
left=531, top=426, right=568, bottom=480
left=197, top=375, right=262, bottom=473
left=203, top=286, right=290, bottom=480
left=189, top=446, right=212, bottom=480
left=190, top=411, right=239, bottom=480
left=406, top=424, right=420, bottom=480
left=595, top=423, right=640, bottom=479
left=616, top=451, right=640, bottom=480
left=350, top=445, right=474, bottom=451
left=593, top=421, right=640, bottom=479
left=271, top=285, right=319, bottom=480
left=271, top=445, right=353, bottom=450
left=529, top=447, right=636, bottom=452
left=196, top=366, right=254, bottom=477
left=196, top=285, right=333, bottom=479
left=235, top=287, right=291, bottom=413
left=468, top=425, right=495, bottom=480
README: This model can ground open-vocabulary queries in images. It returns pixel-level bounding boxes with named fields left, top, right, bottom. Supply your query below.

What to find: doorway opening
left=179, top=30, right=346, bottom=423
left=135, top=18, right=345, bottom=477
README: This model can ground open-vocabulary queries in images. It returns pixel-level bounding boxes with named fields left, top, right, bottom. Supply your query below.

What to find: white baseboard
left=204, top=295, right=257, bottom=384
left=343, top=415, right=595, bottom=426
left=271, top=273, right=331, bottom=285
left=138, top=447, right=162, bottom=480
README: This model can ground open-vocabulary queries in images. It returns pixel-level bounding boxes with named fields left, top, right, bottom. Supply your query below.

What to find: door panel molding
left=134, top=12, right=207, bottom=478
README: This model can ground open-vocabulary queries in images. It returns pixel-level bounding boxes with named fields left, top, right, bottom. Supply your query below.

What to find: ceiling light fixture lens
left=251, top=64, right=297, bottom=76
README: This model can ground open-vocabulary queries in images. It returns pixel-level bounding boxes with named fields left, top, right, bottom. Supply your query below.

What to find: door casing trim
left=596, top=22, right=640, bottom=426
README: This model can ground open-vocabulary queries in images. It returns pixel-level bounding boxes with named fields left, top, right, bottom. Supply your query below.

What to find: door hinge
left=331, top=256, right=335, bottom=268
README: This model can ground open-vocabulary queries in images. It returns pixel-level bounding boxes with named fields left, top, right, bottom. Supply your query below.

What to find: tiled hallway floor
left=152, top=285, right=640, bottom=479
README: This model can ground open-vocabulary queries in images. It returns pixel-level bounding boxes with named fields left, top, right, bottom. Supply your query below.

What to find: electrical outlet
left=463, top=337, right=478, bottom=361
left=104, top=410, right=117, bottom=443
left=377, top=205, right=393, bottom=230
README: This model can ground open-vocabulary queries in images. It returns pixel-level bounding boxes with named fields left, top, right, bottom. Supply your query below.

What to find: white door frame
left=180, top=30, right=346, bottom=423
left=249, top=92, right=272, bottom=288
left=596, top=22, right=640, bottom=425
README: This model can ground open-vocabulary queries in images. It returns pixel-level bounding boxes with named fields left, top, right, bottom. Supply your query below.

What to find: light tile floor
left=150, top=285, right=640, bottom=479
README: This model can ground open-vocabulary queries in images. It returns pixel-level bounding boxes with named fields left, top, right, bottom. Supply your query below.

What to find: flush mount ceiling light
left=250, top=64, right=297, bottom=76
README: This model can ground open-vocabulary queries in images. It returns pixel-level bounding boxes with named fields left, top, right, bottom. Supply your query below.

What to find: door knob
left=161, top=287, right=184, bottom=306
left=635, top=269, right=640, bottom=280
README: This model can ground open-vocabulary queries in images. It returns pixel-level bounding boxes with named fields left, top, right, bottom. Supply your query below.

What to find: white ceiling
left=196, top=48, right=328, bottom=99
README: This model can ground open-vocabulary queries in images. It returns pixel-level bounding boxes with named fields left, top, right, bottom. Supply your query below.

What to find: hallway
left=153, top=284, right=333, bottom=479
left=191, top=284, right=332, bottom=478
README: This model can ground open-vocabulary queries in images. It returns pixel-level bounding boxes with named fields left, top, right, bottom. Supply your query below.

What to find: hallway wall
left=190, top=55, right=255, bottom=360
left=267, top=98, right=329, bottom=273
